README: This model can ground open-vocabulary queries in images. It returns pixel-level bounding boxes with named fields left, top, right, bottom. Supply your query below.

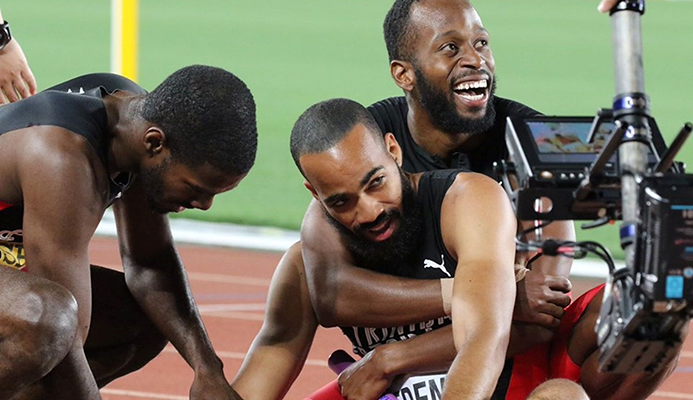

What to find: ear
left=390, top=60, right=416, bottom=93
left=303, top=181, right=320, bottom=201
left=384, top=132, right=403, bottom=167
left=143, top=127, right=167, bottom=157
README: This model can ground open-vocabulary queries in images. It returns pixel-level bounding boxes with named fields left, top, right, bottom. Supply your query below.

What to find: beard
left=414, top=66, right=497, bottom=136
left=325, top=169, right=424, bottom=273
left=137, top=157, right=170, bottom=214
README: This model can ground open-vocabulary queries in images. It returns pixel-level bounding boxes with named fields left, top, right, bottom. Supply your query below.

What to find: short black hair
left=384, top=0, right=472, bottom=62
left=141, top=65, right=258, bottom=176
left=383, top=0, right=422, bottom=62
left=290, top=98, right=383, bottom=177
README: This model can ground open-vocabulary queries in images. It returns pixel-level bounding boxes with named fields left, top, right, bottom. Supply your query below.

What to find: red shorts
left=307, top=285, right=606, bottom=400
left=549, top=284, right=605, bottom=381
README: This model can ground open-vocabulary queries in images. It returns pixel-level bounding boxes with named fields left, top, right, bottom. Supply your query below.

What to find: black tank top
left=339, top=169, right=513, bottom=399
left=339, top=170, right=459, bottom=357
left=0, top=73, right=145, bottom=254
left=367, top=96, right=541, bottom=178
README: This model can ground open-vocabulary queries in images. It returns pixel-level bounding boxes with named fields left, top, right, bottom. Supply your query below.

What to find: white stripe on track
left=161, top=346, right=328, bottom=367
left=101, top=389, right=187, bottom=400
left=196, top=303, right=266, bottom=312
left=200, top=311, right=265, bottom=321
left=651, top=392, right=693, bottom=399
left=186, top=272, right=271, bottom=286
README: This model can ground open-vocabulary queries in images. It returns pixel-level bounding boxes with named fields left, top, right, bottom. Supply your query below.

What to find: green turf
left=4, top=0, right=692, bottom=257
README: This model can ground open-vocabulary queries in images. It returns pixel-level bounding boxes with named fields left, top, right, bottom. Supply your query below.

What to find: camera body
left=500, top=115, right=693, bottom=373
left=500, top=115, right=667, bottom=221
left=597, top=175, right=693, bottom=373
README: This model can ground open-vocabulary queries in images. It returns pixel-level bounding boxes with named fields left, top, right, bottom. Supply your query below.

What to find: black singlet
left=367, top=96, right=541, bottom=178
left=339, top=169, right=514, bottom=399
left=0, top=73, right=146, bottom=269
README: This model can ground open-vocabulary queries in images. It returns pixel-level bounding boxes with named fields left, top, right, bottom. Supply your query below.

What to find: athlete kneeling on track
left=0, top=65, right=256, bottom=400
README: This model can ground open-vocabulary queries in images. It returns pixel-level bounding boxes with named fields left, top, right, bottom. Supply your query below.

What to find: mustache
left=354, top=208, right=400, bottom=234
left=451, top=69, right=493, bottom=84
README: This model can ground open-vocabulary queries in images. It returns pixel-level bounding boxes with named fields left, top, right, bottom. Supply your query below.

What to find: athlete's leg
left=84, top=265, right=167, bottom=387
left=526, top=379, right=590, bottom=400
left=0, top=266, right=79, bottom=399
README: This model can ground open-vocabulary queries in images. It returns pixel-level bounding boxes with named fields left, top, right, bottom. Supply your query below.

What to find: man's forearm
left=301, top=200, right=447, bottom=327
left=124, top=250, right=222, bottom=374
left=305, top=260, right=447, bottom=327
left=377, top=325, right=456, bottom=377
left=443, top=332, right=509, bottom=399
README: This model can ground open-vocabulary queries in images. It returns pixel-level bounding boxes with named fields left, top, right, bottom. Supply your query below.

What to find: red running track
left=85, top=237, right=693, bottom=400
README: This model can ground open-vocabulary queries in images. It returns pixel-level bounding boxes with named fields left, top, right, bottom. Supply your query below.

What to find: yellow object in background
left=111, top=0, right=138, bottom=82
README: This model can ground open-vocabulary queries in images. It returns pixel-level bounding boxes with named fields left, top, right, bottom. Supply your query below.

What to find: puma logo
left=423, top=254, right=451, bottom=277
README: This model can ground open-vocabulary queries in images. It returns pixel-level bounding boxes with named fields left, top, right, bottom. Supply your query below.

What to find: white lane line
left=101, top=389, right=187, bottom=400
left=197, top=303, right=266, bottom=312
left=200, top=311, right=266, bottom=321
left=681, top=350, right=693, bottom=358
left=91, top=265, right=272, bottom=287
left=652, top=392, right=693, bottom=399
left=161, top=347, right=328, bottom=367
left=186, top=272, right=271, bottom=287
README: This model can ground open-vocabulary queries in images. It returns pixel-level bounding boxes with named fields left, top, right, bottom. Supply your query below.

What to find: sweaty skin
left=300, top=0, right=573, bottom=352
left=236, top=123, right=515, bottom=400
left=0, top=85, right=242, bottom=399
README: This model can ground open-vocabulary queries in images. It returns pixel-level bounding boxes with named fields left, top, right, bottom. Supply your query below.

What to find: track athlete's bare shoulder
left=15, top=126, right=111, bottom=207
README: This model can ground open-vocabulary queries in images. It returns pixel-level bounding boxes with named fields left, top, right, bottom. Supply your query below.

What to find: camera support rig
left=496, top=0, right=693, bottom=374
left=595, top=0, right=693, bottom=374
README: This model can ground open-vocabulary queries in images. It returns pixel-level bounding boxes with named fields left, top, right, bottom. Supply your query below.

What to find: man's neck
left=405, top=97, right=483, bottom=163
left=102, top=93, right=146, bottom=176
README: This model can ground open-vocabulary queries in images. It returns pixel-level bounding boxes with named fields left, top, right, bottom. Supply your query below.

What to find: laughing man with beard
left=296, top=0, right=576, bottom=397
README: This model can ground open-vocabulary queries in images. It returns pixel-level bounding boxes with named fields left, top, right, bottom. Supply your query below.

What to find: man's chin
left=146, top=200, right=171, bottom=215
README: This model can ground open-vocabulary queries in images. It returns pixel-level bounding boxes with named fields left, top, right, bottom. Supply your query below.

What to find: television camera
left=495, top=0, right=693, bottom=374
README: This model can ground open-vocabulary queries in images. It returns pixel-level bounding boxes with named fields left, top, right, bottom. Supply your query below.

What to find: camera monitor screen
left=527, top=121, right=614, bottom=155
left=517, top=117, right=664, bottom=164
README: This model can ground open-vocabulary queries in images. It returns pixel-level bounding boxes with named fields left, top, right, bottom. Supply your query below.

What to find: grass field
left=4, top=0, right=692, bottom=258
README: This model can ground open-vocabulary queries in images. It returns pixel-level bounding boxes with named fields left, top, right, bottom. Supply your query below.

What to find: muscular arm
left=338, top=325, right=456, bottom=399
left=443, top=174, right=517, bottom=399
left=301, top=200, right=446, bottom=327
left=233, top=243, right=319, bottom=400
left=114, top=179, right=232, bottom=394
left=20, top=130, right=106, bottom=397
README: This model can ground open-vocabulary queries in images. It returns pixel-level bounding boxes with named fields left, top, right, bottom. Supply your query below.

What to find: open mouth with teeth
left=452, top=78, right=489, bottom=106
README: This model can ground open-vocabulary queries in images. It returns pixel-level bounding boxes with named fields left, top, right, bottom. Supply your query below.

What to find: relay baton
left=327, top=350, right=398, bottom=400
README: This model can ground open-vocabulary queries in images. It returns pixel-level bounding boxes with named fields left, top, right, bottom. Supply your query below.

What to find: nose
left=191, top=195, right=214, bottom=211
left=355, top=196, right=384, bottom=228
left=459, top=44, right=484, bottom=69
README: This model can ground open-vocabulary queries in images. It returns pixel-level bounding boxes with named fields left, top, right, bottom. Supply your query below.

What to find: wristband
left=515, top=263, right=529, bottom=282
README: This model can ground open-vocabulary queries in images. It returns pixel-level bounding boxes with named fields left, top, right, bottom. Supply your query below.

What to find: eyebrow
left=323, top=166, right=385, bottom=205
left=188, top=182, right=215, bottom=195
left=433, top=27, right=489, bottom=43
left=360, top=166, right=385, bottom=187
